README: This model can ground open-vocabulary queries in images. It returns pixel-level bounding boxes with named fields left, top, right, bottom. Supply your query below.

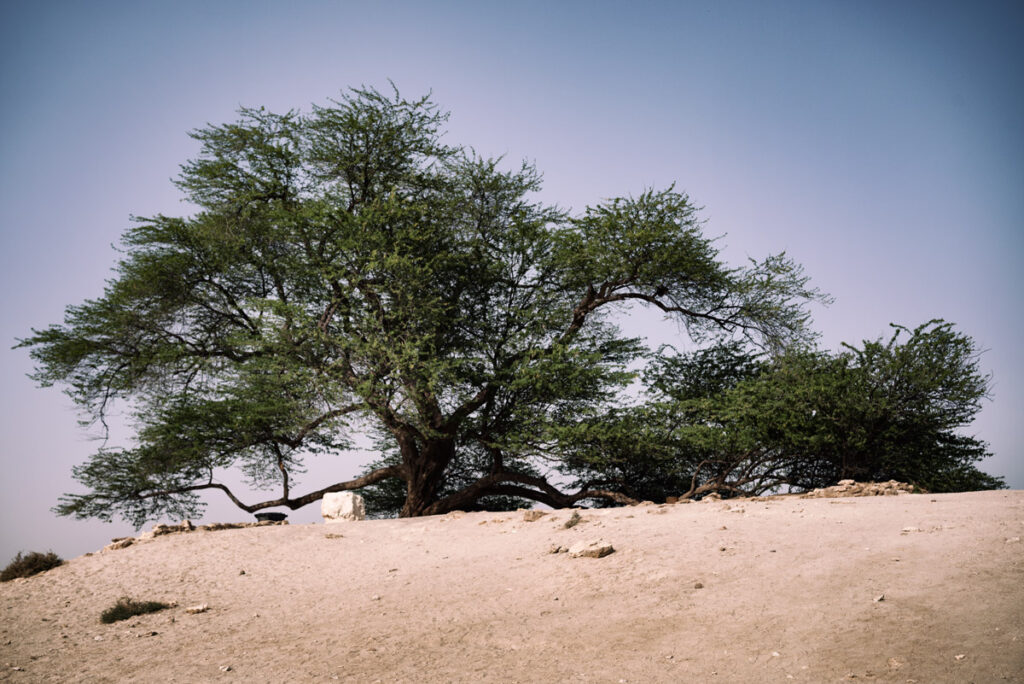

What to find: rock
left=321, top=492, right=366, bottom=523
left=803, top=480, right=914, bottom=498
left=548, top=544, right=568, bottom=554
left=562, top=511, right=582, bottom=529
left=665, top=496, right=679, bottom=504
left=185, top=604, right=209, bottom=614
left=522, top=510, right=548, bottom=522
left=568, top=540, right=615, bottom=558
left=104, top=538, right=134, bottom=551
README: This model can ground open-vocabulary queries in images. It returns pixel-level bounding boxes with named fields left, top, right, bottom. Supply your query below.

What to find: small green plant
left=1, top=551, right=64, bottom=582
left=100, top=597, right=172, bottom=624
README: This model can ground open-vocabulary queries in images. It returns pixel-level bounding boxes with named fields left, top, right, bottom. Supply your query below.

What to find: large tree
left=20, top=87, right=824, bottom=526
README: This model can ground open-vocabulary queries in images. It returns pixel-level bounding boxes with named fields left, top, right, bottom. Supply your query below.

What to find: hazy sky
left=2, top=1, right=1021, bottom=563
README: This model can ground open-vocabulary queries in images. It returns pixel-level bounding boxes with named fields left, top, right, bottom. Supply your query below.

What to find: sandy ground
left=1, top=490, right=1022, bottom=683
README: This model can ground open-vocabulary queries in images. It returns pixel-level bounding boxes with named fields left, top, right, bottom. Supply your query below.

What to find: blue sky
left=2, top=1, right=1021, bottom=562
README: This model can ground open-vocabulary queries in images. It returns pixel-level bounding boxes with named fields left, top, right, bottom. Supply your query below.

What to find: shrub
left=100, top=597, right=172, bottom=624
left=1, top=551, right=64, bottom=582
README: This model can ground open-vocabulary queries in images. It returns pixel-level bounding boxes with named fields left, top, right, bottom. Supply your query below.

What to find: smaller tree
left=562, top=321, right=1003, bottom=501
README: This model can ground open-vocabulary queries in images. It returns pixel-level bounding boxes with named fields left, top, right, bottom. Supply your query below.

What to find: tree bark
left=398, top=434, right=456, bottom=517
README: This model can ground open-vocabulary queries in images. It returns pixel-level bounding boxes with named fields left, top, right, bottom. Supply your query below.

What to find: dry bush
left=1, top=551, right=63, bottom=582
left=100, top=597, right=172, bottom=624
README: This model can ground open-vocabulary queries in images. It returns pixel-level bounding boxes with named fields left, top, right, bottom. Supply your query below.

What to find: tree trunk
left=398, top=435, right=456, bottom=517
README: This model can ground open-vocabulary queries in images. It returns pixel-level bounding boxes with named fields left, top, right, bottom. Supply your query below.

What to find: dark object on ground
left=1, top=551, right=64, bottom=582
left=563, top=511, right=582, bottom=529
left=100, top=597, right=172, bottom=624
left=255, top=512, right=288, bottom=522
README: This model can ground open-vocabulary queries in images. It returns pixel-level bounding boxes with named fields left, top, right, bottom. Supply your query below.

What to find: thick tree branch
left=131, top=464, right=405, bottom=514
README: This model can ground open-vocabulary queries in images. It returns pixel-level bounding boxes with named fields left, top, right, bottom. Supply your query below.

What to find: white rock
left=568, top=540, right=615, bottom=558
left=321, top=492, right=366, bottom=523
left=185, top=604, right=209, bottom=614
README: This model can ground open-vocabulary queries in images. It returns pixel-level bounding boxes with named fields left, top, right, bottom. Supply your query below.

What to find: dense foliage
left=19, top=87, right=998, bottom=526
left=553, top=321, right=1002, bottom=504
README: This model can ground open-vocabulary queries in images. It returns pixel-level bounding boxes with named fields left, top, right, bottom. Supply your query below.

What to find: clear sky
left=2, top=0, right=1021, bottom=563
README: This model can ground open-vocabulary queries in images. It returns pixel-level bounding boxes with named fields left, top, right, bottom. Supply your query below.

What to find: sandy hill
left=2, top=490, right=1022, bottom=683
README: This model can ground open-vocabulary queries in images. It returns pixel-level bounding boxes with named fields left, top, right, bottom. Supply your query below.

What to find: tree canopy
left=550, top=321, right=1003, bottom=505
left=20, top=87, right=997, bottom=527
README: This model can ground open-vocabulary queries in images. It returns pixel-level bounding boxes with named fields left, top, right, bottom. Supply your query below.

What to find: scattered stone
left=567, top=540, right=615, bottom=558
left=185, top=604, right=209, bottom=614
left=694, top=582, right=704, bottom=589
left=220, top=665, right=232, bottom=672
left=954, top=654, right=966, bottom=661
left=104, top=538, right=134, bottom=551
left=1006, top=537, right=1021, bottom=544
left=887, top=657, right=904, bottom=670
left=563, top=511, right=582, bottom=529
left=239, top=570, right=246, bottom=575
left=116, top=519, right=286, bottom=549
left=665, top=497, right=679, bottom=504
left=548, top=544, right=567, bottom=554
left=199, top=521, right=286, bottom=531
left=371, top=595, right=381, bottom=601
left=702, top=492, right=722, bottom=502
left=522, top=510, right=548, bottom=522
left=901, top=527, right=921, bottom=534
left=321, top=492, right=366, bottom=523
left=873, top=594, right=886, bottom=602
left=803, top=480, right=913, bottom=498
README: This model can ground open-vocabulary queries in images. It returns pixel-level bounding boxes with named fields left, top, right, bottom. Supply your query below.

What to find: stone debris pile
left=801, top=479, right=914, bottom=498
left=103, top=519, right=287, bottom=552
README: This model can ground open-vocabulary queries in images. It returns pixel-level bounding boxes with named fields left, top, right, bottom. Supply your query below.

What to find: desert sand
left=2, top=490, right=1022, bottom=683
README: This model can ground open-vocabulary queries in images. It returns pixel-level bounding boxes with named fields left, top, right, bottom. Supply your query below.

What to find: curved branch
left=132, top=464, right=405, bottom=514
left=423, top=469, right=639, bottom=515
